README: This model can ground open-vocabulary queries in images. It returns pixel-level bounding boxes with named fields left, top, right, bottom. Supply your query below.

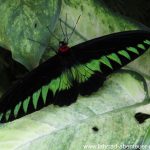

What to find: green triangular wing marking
left=14, top=101, right=22, bottom=118
left=75, top=65, right=91, bottom=83
left=72, top=61, right=97, bottom=83
left=5, top=110, right=11, bottom=121
left=49, top=77, right=60, bottom=95
left=49, top=72, right=72, bottom=95
left=42, top=85, right=49, bottom=104
left=118, top=50, right=131, bottom=60
left=137, top=44, right=145, bottom=50
left=71, top=67, right=77, bottom=79
left=32, top=89, right=41, bottom=109
left=86, top=60, right=101, bottom=72
left=107, top=53, right=122, bottom=65
left=127, top=47, right=139, bottom=54
left=23, top=97, right=30, bottom=113
left=0, top=113, right=3, bottom=121
left=144, top=40, right=150, bottom=45
left=59, top=73, right=72, bottom=90
left=99, top=56, right=113, bottom=69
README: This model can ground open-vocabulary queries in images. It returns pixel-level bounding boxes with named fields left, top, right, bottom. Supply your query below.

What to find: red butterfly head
left=58, top=41, right=70, bottom=53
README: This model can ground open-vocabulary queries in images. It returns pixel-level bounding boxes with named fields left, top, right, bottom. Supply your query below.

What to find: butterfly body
left=58, top=41, right=70, bottom=53
left=0, top=30, right=150, bottom=123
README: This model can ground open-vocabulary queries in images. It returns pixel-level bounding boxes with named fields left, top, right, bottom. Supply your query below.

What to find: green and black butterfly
left=0, top=29, right=150, bottom=123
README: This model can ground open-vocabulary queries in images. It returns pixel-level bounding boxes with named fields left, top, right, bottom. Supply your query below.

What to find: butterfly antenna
left=65, top=13, right=68, bottom=42
left=46, top=26, right=60, bottom=42
left=59, top=18, right=67, bottom=42
left=28, top=38, right=58, bottom=54
left=68, top=15, right=81, bottom=42
left=28, top=38, right=47, bottom=47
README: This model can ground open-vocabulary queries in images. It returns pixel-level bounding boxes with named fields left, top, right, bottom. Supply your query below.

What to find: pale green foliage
left=0, top=0, right=61, bottom=70
left=0, top=71, right=149, bottom=150
left=141, top=124, right=150, bottom=150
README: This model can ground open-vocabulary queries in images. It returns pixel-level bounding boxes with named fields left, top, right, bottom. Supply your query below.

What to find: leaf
left=47, top=0, right=144, bottom=52
left=126, top=49, right=150, bottom=77
left=102, top=0, right=150, bottom=28
left=0, top=0, right=61, bottom=70
left=141, top=126, right=150, bottom=150
left=125, top=48, right=150, bottom=95
left=0, top=70, right=149, bottom=150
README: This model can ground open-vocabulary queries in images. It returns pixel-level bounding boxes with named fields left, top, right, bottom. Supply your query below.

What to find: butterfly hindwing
left=0, top=56, right=63, bottom=122
left=0, top=71, right=79, bottom=122
left=49, top=71, right=78, bottom=106
left=70, top=62, right=106, bottom=96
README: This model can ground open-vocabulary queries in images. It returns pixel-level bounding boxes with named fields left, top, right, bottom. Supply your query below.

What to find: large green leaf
left=0, top=0, right=146, bottom=68
left=102, top=0, right=150, bottom=28
left=0, top=0, right=61, bottom=70
left=0, top=71, right=149, bottom=150
left=141, top=125, right=150, bottom=150
left=42, top=0, right=146, bottom=61
left=125, top=48, right=150, bottom=95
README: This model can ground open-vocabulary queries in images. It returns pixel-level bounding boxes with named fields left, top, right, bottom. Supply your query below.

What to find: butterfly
left=0, top=29, right=149, bottom=123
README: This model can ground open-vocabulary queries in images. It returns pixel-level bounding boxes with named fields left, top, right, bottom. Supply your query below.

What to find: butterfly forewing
left=71, top=30, right=150, bottom=76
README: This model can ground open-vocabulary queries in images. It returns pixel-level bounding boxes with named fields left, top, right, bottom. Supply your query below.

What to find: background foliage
left=0, top=0, right=150, bottom=150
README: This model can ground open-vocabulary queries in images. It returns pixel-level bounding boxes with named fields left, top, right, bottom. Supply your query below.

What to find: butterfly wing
left=0, top=30, right=149, bottom=123
left=0, top=55, right=78, bottom=123
left=70, top=30, right=150, bottom=95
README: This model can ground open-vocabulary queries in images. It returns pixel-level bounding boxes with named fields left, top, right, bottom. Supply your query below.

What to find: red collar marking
left=59, top=45, right=70, bottom=53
